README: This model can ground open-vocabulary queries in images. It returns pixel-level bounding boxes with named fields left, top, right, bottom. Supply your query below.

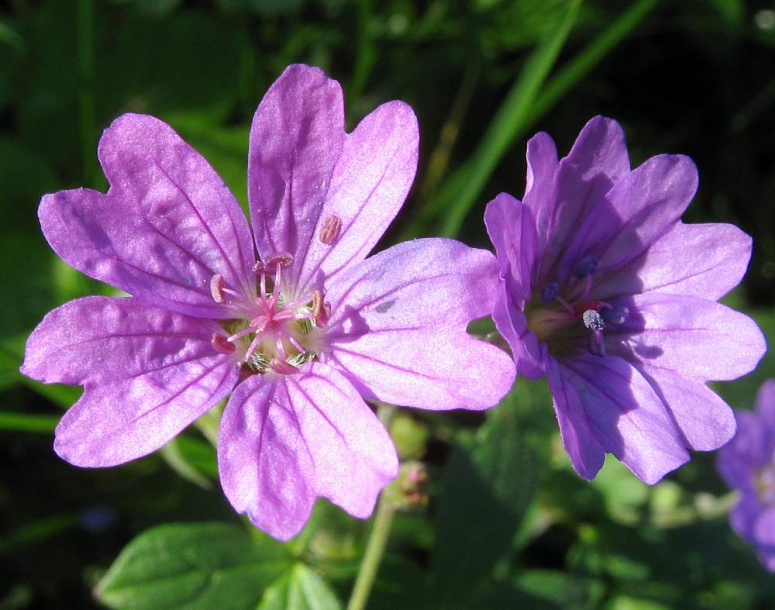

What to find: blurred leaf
left=591, top=457, right=649, bottom=525
left=257, top=563, right=342, bottom=610
left=367, top=554, right=429, bottom=610
left=0, top=411, right=58, bottom=434
left=175, top=434, right=219, bottom=479
left=707, top=0, right=744, bottom=29
left=217, top=0, right=305, bottom=15
left=0, top=513, right=80, bottom=555
left=429, top=380, right=553, bottom=607
left=104, top=0, right=185, bottom=17
left=167, top=111, right=251, bottom=211
left=604, top=595, right=673, bottom=610
left=512, top=569, right=606, bottom=610
left=96, top=522, right=294, bottom=610
left=158, top=438, right=213, bottom=490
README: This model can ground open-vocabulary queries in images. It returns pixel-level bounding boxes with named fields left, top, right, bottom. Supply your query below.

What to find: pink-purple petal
left=636, top=363, right=736, bottom=451
left=491, top=282, right=545, bottom=380
left=296, top=100, right=419, bottom=288
left=546, top=357, right=606, bottom=480
left=755, top=379, right=775, bottom=432
left=617, top=293, right=766, bottom=381
left=596, top=154, right=698, bottom=271
left=40, top=114, right=256, bottom=318
left=22, top=296, right=222, bottom=386
left=328, top=326, right=515, bottom=411
left=594, top=221, right=752, bottom=301
left=286, top=364, right=398, bottom=517
left=248, top=64, right=344, bottom=263
left=219, top=376, right=316, bottom=541
left=484, top=192, right=536, bottom=293
left=218, top=366, right=397, bottom=541
left=565, top=116, right=630, bottom=184
left=323, top=238, right=515, bottom=409
left=54, top=354, right=238, bottom=467
left=717, top=411, right=766, bottom=494
left=325, top=238, right=502, bottom=328
left=554, top=354, right=689, bottom=484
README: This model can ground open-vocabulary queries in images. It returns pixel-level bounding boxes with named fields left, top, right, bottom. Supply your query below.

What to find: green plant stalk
left=77, top=0, right=96, bottom=185
left=435, top=0, right=580, bottom=238
left=346, top=491, right=396, bottom=610
left=399, top=0, right=580, bottom=241
left=0, top=412, right=58, bottom=434
left=525, top=0, right=661, bottom=127
left=346, top=403, right=397, bottom=610
left=348, top=0, right=375, bottom=108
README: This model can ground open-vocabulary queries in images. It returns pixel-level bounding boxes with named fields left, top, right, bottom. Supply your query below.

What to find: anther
left=311, top=290, right=329, bottom=327
left=601, top=304, right=629, bottom=325
left=269, top=358, right=300, bottom=375
left=210, top=274, right=226, bottom=304
left=211, top=333, right=236, bottom=354
left=541, top=281, right=559, bottom=304
left=253, top=252, right=294, bottom=274
left=319, top=214, right=343, bottom=245
left=573, top=256, right=599, bottom=279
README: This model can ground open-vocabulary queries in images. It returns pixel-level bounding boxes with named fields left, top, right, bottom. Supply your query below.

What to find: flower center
left=209, top=253, right=329, bottom=375
left=756, top=462, right=775, bottom=506
left=526, top=256, right=628, bottom=358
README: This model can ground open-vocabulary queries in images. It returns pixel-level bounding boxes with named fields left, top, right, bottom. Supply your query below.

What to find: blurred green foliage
left=1, top=0, right=774, bottom=608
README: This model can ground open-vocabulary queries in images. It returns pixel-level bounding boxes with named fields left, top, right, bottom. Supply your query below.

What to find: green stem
left=77, top=0, right=96, bottom=184
left=346, top=403, right=397, bottom=610
left=346, top=491, right=396, bottom=610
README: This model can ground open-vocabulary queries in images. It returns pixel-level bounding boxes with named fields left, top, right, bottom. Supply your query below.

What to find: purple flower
left=717, top=380, right=775, bottom=571
left=484, top=116, right=765, bottom=484
left=22, top=65, right=515, bottom=540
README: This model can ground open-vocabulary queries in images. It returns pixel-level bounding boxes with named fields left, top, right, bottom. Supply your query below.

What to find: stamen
left=587, top=330, right=607, bottom=357
left=319, top=214, right=343, bottom=245
left=211, top=333, right=236, bottom=354
left=573, top=256, right=599, bottom=279
left=210, top=274, right=226, bottom=304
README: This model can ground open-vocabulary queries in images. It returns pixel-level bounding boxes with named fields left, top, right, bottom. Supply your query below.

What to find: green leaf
left=257, top=563, right=342, bottom=610
left=95, top=523, right=294, bottom=610
left=511, top=569, right=606, bottom=610
left=429, top=379, right=554, bottom=607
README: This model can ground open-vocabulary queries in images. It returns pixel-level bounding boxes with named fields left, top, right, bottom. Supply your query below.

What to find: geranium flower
left=717, top=380, right=775, bottom=571
left=484, top=116, right=765, bottom=484
left=22, top=64, right=515, bottom=540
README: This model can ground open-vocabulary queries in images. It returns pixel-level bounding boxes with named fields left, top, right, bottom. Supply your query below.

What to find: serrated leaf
left=257, top=563, right=342, bottom=610
left=95, top=523, right=293, bottom=610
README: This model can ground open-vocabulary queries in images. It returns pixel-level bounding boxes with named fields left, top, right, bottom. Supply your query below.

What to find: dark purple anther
left=573, top=256, right=599, bottom=279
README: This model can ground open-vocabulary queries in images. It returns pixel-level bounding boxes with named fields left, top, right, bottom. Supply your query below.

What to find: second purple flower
left=485, top=116, right=765, bottom=484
